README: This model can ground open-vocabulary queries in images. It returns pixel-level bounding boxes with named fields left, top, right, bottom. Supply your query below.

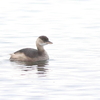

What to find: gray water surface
left=0, top=0, right=100, bottom=100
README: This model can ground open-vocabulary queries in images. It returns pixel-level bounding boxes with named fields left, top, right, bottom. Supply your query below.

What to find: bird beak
left=47, top=41, right=53, bottom=44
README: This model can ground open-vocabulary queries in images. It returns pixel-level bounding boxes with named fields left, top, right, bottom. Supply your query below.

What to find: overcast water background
left=0, top=0, right=100, bottom=100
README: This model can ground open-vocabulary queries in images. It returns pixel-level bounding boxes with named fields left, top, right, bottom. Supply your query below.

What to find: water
left=0, top=0, right=100, bottom=100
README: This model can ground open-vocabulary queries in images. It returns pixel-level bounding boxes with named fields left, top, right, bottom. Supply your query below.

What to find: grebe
left=10, top=36, right=53, bottom=62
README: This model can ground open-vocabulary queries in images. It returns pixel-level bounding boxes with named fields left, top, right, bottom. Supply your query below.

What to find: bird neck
left=36, top=43, right=45, bottom=54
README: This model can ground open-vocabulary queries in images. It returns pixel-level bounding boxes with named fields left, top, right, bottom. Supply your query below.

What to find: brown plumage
left=10, top=36, right=53, bottom=62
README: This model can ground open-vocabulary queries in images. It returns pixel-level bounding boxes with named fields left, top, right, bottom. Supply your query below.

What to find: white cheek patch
left=39, top=42, right=47, bottom=46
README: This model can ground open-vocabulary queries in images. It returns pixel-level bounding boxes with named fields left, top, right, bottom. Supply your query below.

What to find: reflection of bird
left=10, top=36, right=53, bottom=62
left=11, top=60, right=48, bottom=75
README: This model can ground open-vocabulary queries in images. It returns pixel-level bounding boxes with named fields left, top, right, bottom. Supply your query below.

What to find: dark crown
left=39, top=36, right=49, bottom=42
